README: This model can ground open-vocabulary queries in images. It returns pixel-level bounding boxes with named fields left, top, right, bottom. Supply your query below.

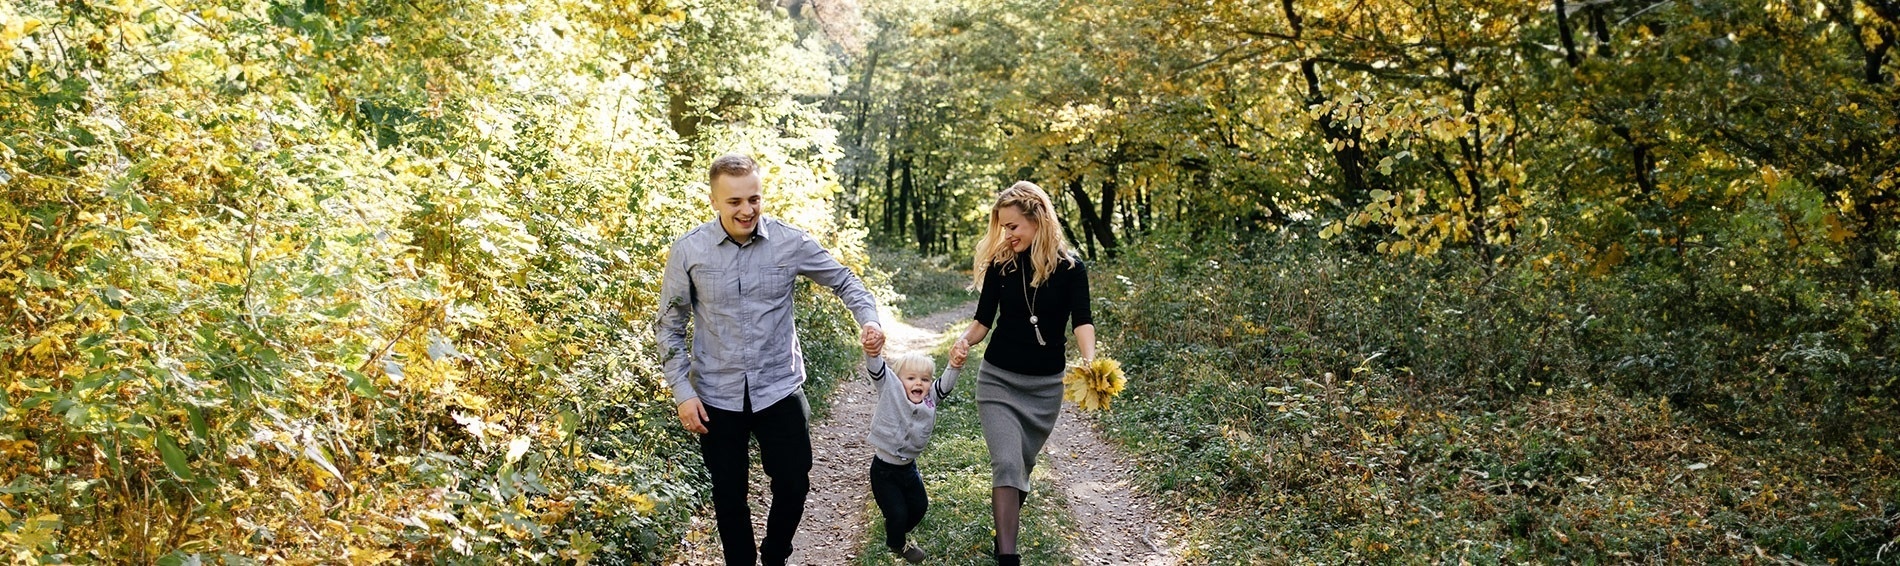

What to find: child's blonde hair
left=888, top=352, right=936, bottom=379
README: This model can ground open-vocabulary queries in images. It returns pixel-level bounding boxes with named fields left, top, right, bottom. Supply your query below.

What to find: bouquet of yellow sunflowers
left=1063, top=357, right=1126, bottom=411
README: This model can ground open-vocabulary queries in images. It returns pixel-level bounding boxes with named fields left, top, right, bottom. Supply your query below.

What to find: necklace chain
left=1020, top=259, right=1047, bottom=346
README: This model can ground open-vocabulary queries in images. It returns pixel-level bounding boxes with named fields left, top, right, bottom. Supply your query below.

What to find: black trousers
left=868, top=456, right=929, bottom=551
left=701, top=394, right=812, bottom=566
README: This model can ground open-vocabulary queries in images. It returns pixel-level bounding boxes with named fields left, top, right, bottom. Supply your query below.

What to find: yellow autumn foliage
left=1062, top=357, right=1126, bottom=412
left=1, top=0, right=869, bottom=562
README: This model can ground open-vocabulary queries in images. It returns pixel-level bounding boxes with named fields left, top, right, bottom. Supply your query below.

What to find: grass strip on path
left=851, top=344, right=1077, bottom=565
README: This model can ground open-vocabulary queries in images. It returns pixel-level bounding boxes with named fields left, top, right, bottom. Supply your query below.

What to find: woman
left=950, top=181, right=1096, bottom=566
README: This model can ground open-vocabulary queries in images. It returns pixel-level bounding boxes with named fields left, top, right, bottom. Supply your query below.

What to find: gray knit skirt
left=976, top=361, right=1065, bottom=492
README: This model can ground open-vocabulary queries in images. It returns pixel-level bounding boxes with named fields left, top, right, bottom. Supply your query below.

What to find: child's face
left=899, top=368, right=934, bottom=403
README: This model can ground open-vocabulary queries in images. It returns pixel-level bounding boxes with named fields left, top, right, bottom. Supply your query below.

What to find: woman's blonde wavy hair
left=972, top=181, right=1075, bottom=290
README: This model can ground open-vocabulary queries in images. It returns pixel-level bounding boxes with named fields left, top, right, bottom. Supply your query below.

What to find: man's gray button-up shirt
left=655, top=217, right=880, bottom=412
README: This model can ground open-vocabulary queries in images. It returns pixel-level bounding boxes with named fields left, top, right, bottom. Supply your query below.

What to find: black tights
left=992, top=486, right=1027, bottom=555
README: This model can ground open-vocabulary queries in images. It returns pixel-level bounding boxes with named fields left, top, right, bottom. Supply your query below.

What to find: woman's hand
left=953, top=322, right=988, bottom=366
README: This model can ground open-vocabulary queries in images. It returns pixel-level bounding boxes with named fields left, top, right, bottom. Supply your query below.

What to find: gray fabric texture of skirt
left=976, top=360, right=1065, bottom=492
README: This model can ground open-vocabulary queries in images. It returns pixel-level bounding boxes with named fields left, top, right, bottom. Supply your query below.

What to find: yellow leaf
left=12, top=514, right=60, bottom=549
left=1825, top=214, right=1853, bottom=243
left=454, top=392, right=491, bottom=411
left=349, top=547, right=396, bottom=565
left=1063, top=358, right=1125, bottom=412
left=2, top=16, right=43, bottom=43
left=1590, top=243, right=1626, bottom=277
left=27, top=337, right=60, bottom=359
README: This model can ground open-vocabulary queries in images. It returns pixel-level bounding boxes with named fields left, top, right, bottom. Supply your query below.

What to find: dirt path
left=676, top=300, right=1181, bottom=565
left=675, top=303, right=974, bottom=565
left=1044, top=405, right=1183, bottom=564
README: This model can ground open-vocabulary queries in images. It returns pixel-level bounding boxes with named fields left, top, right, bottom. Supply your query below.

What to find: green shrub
left=0, top=1, right=871, bottom=562
left=867, top=245, right=976, bottom=320
left=1090, top=232, right=1898, bottom=563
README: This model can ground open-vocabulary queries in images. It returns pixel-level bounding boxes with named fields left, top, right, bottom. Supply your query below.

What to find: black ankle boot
left=997, top=554, right=1020, bottom=566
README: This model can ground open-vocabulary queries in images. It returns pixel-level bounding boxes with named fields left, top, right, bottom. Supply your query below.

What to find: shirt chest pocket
left=757, top=266, right=796, bottom=299
left=691, top=268, right=732, bottom=304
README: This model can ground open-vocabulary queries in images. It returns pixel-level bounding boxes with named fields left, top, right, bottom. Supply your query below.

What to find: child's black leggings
left=869, top=456, right=929, bottom=551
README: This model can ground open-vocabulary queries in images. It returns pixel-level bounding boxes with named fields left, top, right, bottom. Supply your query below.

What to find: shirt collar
left=718, top=216, right=773, bottom=247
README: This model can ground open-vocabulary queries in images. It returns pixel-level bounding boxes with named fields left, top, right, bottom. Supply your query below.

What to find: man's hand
left=861, top=327, right=883, bottom=357
left=861, top=323, right=886, bottom=357
left=677, top=398, right=710, bottom=435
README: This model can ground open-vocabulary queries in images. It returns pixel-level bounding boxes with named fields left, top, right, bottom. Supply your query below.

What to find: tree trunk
left=1613, top=125, right=1659, bottom=196
left=881, top=146, right=896, bottom=236
left=1866, top=32, right=1892, bottom=85
left=1179, top=157, right=1211, bottom=237
left=1824, top=1, right=1897, bottom=84
left=1139, top=177, right=1154, bottom=234
left=1453, top=78, right=1493, bottom=264
left=666, top=87, right=701, bottom=141
left=1064, top=176, right=1101, bottom=260
left=1590, top=6, right=1613, bottom=59
left=1556, top=0, right=1582, bottom=67
left=1302, top=59, right=1374, bottom=204
left=901, top=154, right=917, bottom=250
left=1059, top=211, right=1093, bottom=261
left=1095, top=162, right=1121, bottom=257
left=853, top=49, right=879, bottom=144
left=1121, top=177, right=1140, bottom=237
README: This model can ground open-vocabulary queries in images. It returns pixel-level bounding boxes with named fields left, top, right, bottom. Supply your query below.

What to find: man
left=655, top=153, right=886, bottom=565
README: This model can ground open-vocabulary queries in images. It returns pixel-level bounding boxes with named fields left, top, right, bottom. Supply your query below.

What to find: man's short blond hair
left=889, top=352, right=937, bottom=380
left=709, top=154, right=759, bottom=185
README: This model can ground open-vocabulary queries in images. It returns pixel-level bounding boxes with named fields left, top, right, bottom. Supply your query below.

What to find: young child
left=862, top=338, right=966, bottom=563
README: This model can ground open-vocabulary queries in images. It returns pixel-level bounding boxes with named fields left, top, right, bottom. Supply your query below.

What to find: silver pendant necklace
left=1020, top=260, right=1046, bottom=346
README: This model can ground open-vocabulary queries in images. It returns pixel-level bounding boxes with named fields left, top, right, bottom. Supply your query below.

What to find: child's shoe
left=897, top=543, right=926, bottom=563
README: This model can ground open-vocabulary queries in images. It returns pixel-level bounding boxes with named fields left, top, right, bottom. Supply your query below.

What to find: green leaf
left=343, top=369, right=379, bottom=398
left=188, top=406, right=209, bottom=445
left=64, top=401, right=88, bottom=426
left=319, top=302, right=359, bottom=319
left=108, top=159, right=155, bottom=215
left=24, top=268, right=62, bottom=288
left=156, top=427, right=195, bottom=481
left=558, top=409, right=581, bottom=438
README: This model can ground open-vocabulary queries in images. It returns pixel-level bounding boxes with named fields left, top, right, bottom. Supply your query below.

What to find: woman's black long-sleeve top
left=973, top=250, right=1092, bottom=376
